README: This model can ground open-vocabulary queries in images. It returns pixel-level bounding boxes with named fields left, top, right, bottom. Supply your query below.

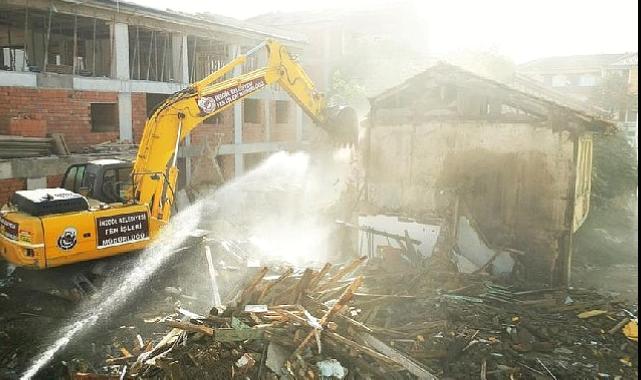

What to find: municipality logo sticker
left=57, top=227, right=78, bottom=250
left=197, top=97, right=216, bottom=114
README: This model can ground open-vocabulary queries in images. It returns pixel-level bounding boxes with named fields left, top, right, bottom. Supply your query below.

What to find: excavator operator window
left=101, top=169, right=119, bottom=203
left=101, top=167, right=133, bottom=203
left=82, top=172, right=97, bottom=198
left=62, top=164, right=87, bottom=194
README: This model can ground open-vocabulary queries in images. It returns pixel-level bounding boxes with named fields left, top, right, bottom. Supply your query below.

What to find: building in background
left=519, top=53, right=638, bottom=149
left=249, top=1, right=430, bottom=116
left=0, top=0, right=310, bottom=202
left=365, top=63, right=614, bottom=285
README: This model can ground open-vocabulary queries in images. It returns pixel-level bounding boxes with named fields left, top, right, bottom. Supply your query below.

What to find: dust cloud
left=202, top=148, right=355, bottom=267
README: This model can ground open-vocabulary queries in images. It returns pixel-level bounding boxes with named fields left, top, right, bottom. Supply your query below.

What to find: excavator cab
left=61, top=159, right=133, bottom=204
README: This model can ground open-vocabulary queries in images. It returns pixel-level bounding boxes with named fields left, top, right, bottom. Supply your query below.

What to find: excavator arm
left=132, top=39, right=357, bottom=222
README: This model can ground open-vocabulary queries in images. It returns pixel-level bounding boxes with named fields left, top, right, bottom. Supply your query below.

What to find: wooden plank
left=315, top=256, right=367, bottom=291
left=165, top=320, right=213, bottom=336
left=214, top=327, right=267, bottom=342
left=51, top=133, right=71, bottom=155
left=359, top=332, right=439, bottom=380
left=256, top=267, right=293, bottom=303
left=238, top=266, right=269, bottom=306
left=290, top=276, right=364, bottom=358
left=325, top=330, right=397, bottom=365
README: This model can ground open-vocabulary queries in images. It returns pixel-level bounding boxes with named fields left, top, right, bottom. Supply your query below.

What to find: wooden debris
left=165, top=320, right=214, bottom=336
left=608, top=317, right=631, bottom=335
left=88, top=261, right=637, bottom=380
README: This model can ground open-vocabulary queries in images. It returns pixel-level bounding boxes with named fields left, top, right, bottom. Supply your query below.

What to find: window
left=551, top=74, right=569, bottom=87
left=204, top=113, right=223, bottom=125
left=100, top=168, right=131, bottom=203
left=81, top=171, right=96, bottom=196
left=578, top=74, right=597, bottom=87
left=63, top=165, right=86, bottom=192
left=275, top=101, right=290, bottom=123
left=90, top=103, right=119, bottom=132
left=117, top=168, right=132, bottom=185
left=243, top=99, right=260, bottom=124
left=2, top=48, right=26, bottom=71
left=627, top=109, right=637, bottom=123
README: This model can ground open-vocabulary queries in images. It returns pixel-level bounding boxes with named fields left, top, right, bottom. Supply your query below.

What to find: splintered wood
left=92, top=254, right=640, bottom=380
left=126, top=257, right=442, bottom=379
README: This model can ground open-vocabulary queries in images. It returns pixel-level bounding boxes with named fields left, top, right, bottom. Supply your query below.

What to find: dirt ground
left=572, top=262, right=638, bottom=303
left=0, top=242, right=235, bottom=379
left=0, top=242, right=638, bottom=379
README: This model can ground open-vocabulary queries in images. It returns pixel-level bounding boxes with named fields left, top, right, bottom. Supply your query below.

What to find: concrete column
left=230, top=44, right=244, bottom=176
left=171, top=34, right=191, bottom=184
left=27, top=177, right=47, bottom=190
left=172, top=34, right=189, bottom=84
left=110, top=22, right=133, bottom=142
left=111, top=23, right=130, bottom=80
left=264, top=100, right=271, bottom=142
left=118, top=92, right=133, bottom=142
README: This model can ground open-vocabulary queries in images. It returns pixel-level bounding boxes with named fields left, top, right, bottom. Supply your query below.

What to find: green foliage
left=329, top=69, right=366, bottom=105
left=590, top=132, right=638, bottom=208
left=589, top=72, right=636, bottom=114
left=574, top=132, right=638, bottom=267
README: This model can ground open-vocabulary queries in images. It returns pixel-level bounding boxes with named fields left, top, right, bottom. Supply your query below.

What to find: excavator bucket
left=323, top=106, right=359, bottom=146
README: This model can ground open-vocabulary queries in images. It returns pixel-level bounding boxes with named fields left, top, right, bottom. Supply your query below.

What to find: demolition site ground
left=0, top=235, right=637, bottom=380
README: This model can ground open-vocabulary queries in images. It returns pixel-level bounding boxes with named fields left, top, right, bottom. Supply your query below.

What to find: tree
left=328, top=69, right=366, bottom=106
left=590, top=132, right=638, bottom=209
left=589, top=71, right=637, bottom=118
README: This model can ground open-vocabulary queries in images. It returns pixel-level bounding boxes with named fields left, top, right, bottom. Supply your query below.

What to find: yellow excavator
left=0, top=39, right=358, bottom=269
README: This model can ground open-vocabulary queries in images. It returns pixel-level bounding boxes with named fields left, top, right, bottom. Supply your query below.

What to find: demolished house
left=362, top=63, right=615, bottom=286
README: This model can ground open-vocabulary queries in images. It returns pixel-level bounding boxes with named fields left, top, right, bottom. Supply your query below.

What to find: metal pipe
left=23, top=5, right=28, bottom=68
left=72, top=13, right=77, bottom=74
left=171, top=116, right=183, bottom=168
left=43, top=5, right=53, bottom=72
left=245, top=40, right=266, bottom=57
left=92, top=17, right=96, bottom=75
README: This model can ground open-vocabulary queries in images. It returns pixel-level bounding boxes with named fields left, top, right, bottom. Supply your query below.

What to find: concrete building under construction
left=0, top=0, right=310, bottom=202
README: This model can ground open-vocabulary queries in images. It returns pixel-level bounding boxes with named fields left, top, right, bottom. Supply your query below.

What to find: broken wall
left=366, top=121, right=577, bottom=282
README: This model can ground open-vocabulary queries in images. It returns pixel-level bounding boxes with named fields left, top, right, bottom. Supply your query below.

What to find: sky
left=128, top=0, right=638, bottom=63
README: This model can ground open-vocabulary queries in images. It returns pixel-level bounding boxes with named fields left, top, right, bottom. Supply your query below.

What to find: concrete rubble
left=1, top=234, right=637, bottom=379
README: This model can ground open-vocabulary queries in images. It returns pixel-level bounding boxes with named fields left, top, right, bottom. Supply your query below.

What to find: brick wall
left=187, top=109, right=234, bottom=184
left=132, top=93, right=147, bottom=144
left=0, top=174, right=69, bottom=205
left=190, top=109, right=235, bottom=146
left=218, top=155, right=235, bottom=181
left=0, top=86, right=298, bottom=193
left=5, top=118, right=48, bottom=137
left=243, top=122, right=267, bottom=143
left=0, top=178, right=26, bottom=205
left=0, top=87, right=120, bottom=152
left=47, top=174, right=65, bottom=188
left=270, top=123, right=297, bottom=142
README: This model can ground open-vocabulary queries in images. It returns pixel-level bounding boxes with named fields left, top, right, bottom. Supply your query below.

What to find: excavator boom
left=133, top=39, right=358, bottom=221
left=0, top=39, right=357, bottom=269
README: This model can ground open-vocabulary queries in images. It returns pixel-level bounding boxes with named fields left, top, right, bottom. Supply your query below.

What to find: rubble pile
left=73, top=256, right=637, bottom=380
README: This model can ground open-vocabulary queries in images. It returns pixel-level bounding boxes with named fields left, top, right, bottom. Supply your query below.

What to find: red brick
left=0, top=178, right=26, bottom=205
left=6, top=118, right=48, bottom=137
